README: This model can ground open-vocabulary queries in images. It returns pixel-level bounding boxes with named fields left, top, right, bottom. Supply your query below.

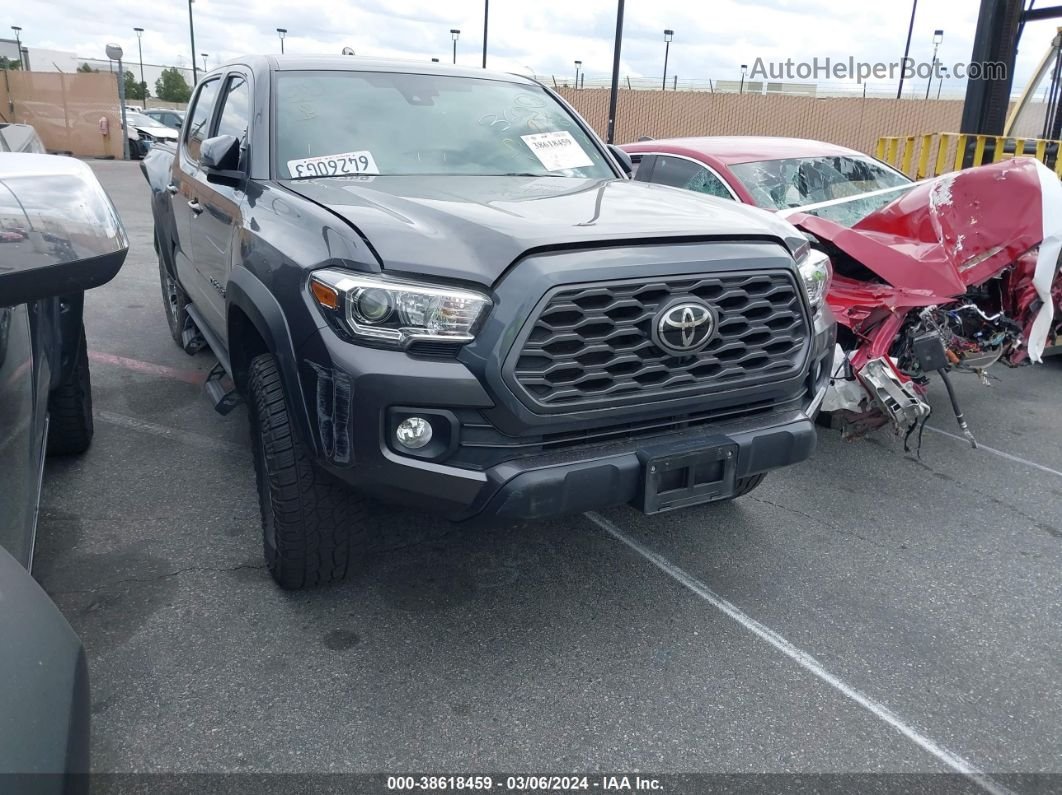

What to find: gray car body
left=142, top=55, right=835, bottom=519
left=0, top=152, right=128, bottom=789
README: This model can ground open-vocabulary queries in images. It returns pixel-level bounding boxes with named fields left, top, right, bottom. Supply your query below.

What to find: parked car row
left=4, top=56, right=1061, bottom=784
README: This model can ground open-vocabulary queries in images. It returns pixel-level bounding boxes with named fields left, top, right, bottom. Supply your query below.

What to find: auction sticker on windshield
left=521, top=131, right=593, bottom=171
left=287, top=151, right=380, bottom=178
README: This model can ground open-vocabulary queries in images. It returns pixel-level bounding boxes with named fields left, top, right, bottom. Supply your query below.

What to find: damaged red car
left=622, top=137, right=1062, bottom=446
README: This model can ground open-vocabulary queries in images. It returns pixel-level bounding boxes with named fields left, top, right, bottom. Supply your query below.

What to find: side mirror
left=0, top=154, right=128, bottom=308
left=608, top=144, right=633, bottom=177
left=200, top=135, right=243, bottom=182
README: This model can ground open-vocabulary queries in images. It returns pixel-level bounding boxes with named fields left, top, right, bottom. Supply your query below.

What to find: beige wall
left=1, top=70, right=123, bottom=158
left=556, top=87, right=964, bottom=157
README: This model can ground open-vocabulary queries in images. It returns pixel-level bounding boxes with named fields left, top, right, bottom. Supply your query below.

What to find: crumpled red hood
left=789, top=158, right=1052, bottom=297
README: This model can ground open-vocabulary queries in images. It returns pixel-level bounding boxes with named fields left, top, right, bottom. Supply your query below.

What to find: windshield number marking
left=287, top=151, right=379, bottom=179
left=521, top=131, right=593, bottom=171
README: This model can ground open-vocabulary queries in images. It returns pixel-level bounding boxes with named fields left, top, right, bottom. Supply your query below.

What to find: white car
left=123, top=111, right=179, bottom=159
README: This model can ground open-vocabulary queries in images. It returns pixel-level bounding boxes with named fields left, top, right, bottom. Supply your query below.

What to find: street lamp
left=431, top=57, right=440, bottom=63
left=188, top=0, right=198, bottom=83
left=662, top=29, right=674, bottom=90
left=574, top=60, right=582, bottom=89
left=277, top=28, right=287, bottom=54
left=450, top=28, right=460, bottom=64
left=926, top=28, right=944, bottom=100
left=106, top=43, right=130, bottom=161
left=10, top=26, right=22, bottom=70
left=133, top=27, right=145, bottom=103
left=739, top=64, right=747, bottom=94
left=201, top=52, right=208, bottom=72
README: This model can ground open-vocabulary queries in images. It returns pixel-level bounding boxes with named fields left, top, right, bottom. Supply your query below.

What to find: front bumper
left=295, top=304, right=835, bottom=522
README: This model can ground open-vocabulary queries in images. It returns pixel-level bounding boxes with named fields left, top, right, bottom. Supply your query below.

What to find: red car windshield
left=729, top=155, right=910, bottom=210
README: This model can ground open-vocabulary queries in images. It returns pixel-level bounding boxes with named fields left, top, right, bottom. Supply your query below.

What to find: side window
left=651, top=155, right=734, bottom=200
left=632, top=155, right=656, bottom=183
left=215, top=76, right=251, bottom=145
left=184, top=78, right=221, bottom=162
left=628, top=154, right=643, bottom=179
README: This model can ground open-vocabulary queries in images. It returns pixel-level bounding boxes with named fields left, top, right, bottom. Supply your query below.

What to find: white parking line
left=926, top=426, right=1062, bottom=480
left=584, top=510, right=1014, bottom=795
left=96, top=411, right=245, bottom=455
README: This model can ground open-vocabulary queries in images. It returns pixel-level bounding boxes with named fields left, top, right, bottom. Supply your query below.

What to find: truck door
left=190, top=71, right=252, bottom=337
left=170, top=76, right=222, bottom=328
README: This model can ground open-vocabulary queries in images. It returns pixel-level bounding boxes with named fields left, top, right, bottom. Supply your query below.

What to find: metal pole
left=606, top=0, right=625, bottom=144
left=13, top=30, right=23, bottom=70
left=482, top=0, right=488, bottom=68
left=134, top=29, right=145, bottom=100
left=117, top=58, right=130, bottom=161
left=662, top=40, right=670, bottom=90
left=896, top=0, right=918, bottom=99
left=188, top=0, right=198, bottom=84
left=453, top=40, right=457, bottom=64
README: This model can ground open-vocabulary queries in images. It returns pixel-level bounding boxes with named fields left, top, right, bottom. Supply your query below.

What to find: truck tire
left=731, top=473, right=766, bottom=498
left=247, top=353, right=365, bottom=589
left=158, top=253, right=192, bottom=349
left=46, top=324, right=93, bottom=456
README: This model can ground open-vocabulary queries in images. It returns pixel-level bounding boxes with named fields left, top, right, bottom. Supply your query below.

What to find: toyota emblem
left=652, top=300, right=716, bottom=355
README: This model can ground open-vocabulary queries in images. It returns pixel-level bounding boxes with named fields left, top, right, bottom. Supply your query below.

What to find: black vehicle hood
left=280, top=176, right=802, bottom=286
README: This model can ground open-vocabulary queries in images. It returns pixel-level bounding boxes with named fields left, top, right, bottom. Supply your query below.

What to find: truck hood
left=280, top=175, right=803, bottom=286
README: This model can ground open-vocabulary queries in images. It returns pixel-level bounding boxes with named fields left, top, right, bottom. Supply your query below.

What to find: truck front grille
left=507, top=271, right=809, bottom=411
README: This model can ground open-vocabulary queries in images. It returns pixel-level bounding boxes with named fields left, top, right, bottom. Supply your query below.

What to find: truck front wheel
left=247, top=353, right=366, bottom=589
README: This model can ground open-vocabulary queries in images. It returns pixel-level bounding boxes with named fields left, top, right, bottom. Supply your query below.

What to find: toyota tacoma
left=142, top=56, right=836, bottom=589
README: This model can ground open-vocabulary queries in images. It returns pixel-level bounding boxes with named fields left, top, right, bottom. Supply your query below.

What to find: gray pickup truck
left=142, top=56, right=836, bottom=589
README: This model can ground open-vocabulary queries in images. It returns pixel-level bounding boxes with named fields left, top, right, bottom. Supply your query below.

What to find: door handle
left=166, top=183, right=179, bottom=195
left=188, top=199, right=203, bottom=215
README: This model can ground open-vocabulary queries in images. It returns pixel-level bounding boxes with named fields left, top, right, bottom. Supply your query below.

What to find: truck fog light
left=395, top=416, right=433, bottom=449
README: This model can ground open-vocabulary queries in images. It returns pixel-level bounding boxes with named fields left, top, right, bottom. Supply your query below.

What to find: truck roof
left=213, top=54, right=537, bottom=85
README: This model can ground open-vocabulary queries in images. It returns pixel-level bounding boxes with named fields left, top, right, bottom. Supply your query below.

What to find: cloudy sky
left=12, top=0, right=1060, bottom=95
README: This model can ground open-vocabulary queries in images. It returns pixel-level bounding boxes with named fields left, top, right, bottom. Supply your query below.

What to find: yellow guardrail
left=875, top=132, right=1062, bottom=180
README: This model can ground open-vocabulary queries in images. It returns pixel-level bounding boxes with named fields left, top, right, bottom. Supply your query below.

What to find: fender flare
left=226, top=268, right=319, bottom=456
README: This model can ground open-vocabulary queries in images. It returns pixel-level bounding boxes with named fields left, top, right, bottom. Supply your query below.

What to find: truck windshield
left=274, top=71, right=615, bottom=180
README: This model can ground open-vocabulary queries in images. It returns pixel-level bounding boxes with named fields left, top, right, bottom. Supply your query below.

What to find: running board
left=185, top=305, right=240, bottom=414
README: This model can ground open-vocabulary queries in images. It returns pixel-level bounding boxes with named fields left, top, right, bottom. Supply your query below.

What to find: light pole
left=277, top=28, right=287, bottom=54
left=133, top=27, right=145, bottom=103
left=10, top=26, right=22, bottom=70
left=574, top=60, right=581, bottom=89
left=481, top=0, right=488, bottom=68
left=739, top=64, right=747, bottom=94
left=661, top=29, right=673, bottom=90
left=606, top=0, right=625, bottom=143
left=188, top=0, right=198, bottom=84
left=926, top=28, right=943, bottom=99
left=201, top=52, right=208, bottom=72
left=896, top=0, right=918, bottom=98
left=450, top=29, right=460, bottom=64
left=106, top=43, right=130, bottom=161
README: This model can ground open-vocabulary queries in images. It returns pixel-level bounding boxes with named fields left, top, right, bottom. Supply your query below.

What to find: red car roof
left=619, top=136, right=866, bottom=166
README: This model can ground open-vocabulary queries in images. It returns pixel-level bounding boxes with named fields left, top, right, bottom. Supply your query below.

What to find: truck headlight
left=797, top=248, right=831, bottom=311
left=309, top=269, right=491, bottom=347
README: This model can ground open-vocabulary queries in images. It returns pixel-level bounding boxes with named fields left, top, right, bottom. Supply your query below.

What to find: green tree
left=155, top=67, right=191, bottom=103
left=77, top=62, right=98, bottom=73
left=123, top=70, right=148, bottom=100
left=0, top=56, right=21, bottom=71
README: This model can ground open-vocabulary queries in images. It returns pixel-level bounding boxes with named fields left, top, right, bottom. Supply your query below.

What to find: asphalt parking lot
left=32, top=161, right=1062, bottom=786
